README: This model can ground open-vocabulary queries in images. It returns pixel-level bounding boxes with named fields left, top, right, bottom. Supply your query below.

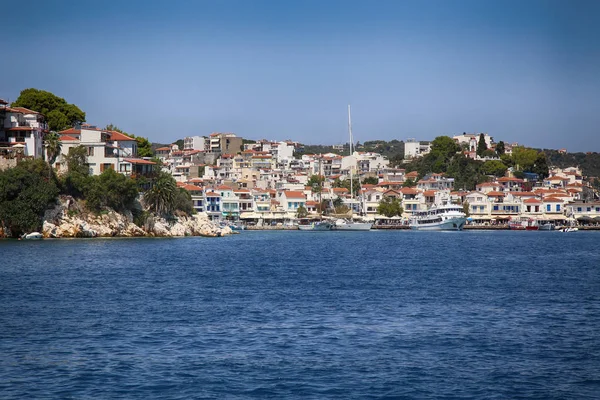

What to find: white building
left=404, top=139, right=431, bottom=159
left=453, top=133, right=494, bottom=151
left=183, top=136, right=206, bottom=151
left=0, top=104, right=47, bottom=159
left=57, top=125, right=155, bottom=177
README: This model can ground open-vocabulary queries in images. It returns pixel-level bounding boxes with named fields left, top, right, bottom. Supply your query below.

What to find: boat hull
left=333, top=222, right=372, bottom=231
left=298, top=222, right=333, bottom=231
left=410, top=217, right=466, bottom=231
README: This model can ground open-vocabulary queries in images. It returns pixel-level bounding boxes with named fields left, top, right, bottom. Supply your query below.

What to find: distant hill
left=543, top=150, right=600, bottom=178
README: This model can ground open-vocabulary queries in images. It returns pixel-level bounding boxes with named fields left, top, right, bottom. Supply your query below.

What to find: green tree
left=511, top=146, right=538, bottom=171
left=296, top=204, right=308, bottom=218
left=495, top=141, right=505, bottom=156
left=307, top=174, right=325, bottom=193
left=476, top=133, right=487, bottom=157
left=403, top=178, right=417, bottom=187
left=377, top=196, right=403, bottom=217
left=85, top=169, right=139, bottom=212
left=362, top=176, right=378, bottom=185
left=142, top=171, right=178, bottom=215
left=173, top=188, right=194, bottom=215
left=0, top=159, right=59, bottom=237
left=12, top=88, right=85, bottom=131
left=44, top=132, right=62, bottom=177
left=62, top=145, right=90, bottom=197
left=462, top=201, right=470, bottom=217
left=482, top=160, right=508, bottom=177
left=531, top=152, right=549, bottom=179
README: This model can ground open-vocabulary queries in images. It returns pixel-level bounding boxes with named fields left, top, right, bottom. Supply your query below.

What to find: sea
left=1, top=230, right=599, bottom=399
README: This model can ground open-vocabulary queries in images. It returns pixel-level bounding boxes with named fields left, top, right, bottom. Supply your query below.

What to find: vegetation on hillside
left=12, top=88, right=86, bottom=131
left=0, top=146, right=194, bottom=237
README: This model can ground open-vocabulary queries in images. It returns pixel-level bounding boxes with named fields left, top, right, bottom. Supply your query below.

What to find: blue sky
left=2, top=0, right=599, bottom=151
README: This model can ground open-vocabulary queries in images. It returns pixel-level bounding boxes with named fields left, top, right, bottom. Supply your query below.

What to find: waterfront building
left=404, top=139, right=431, bottom=159
left=0, top=103, right=47, bottom=161
left=56, top=125, right=155, bottom=177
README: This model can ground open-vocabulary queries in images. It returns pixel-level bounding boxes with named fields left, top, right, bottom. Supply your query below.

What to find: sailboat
left=333, top=105, right=373, bottom=231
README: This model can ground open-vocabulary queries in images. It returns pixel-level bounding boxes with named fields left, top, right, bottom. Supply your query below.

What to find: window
left=547, top=204, right=551, bottom=212
left=577, top=207, right=582, bottom=212
left=87, top=146, right=94, bottom=156
left=472, top=206, right=477, bottom=212
left=493, top=205, right=499, bottom=211
left=587, top=207, right=592, bottom=212
left=556, top=204, right=560, bottom=212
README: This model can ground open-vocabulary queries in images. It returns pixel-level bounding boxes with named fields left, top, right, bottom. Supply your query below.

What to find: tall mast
left=348, top=105, right=353, bottom=199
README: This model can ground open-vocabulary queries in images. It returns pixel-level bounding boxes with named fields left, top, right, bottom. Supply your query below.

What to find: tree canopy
left=12, top=88, right=85, bottom=131
left=476, top=133, right=487, bottom=157
left=0, top=159, right=59, bottom=237
left=377, top=196, right=403, bottom=218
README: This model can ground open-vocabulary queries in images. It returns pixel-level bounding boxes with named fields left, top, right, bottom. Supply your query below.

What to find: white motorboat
left=538, top=222, right=555, bottom=231
left=409, top=204, right=467, bottom=231
left=333, top=219, right=372, bottom=231
left=21, top=232, right=43, bottom=240
left=297, top=220, right=333, bottom=231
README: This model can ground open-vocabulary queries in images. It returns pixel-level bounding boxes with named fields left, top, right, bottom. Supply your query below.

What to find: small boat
left=561, top=227, right=578, bottom=233
left=297, top=219, right=333, bottom=231
left=21, top=232, right=43, bottom=240
left=538, top=223, right=555, bottom=231
left=333, top=219, right=372, bottom=231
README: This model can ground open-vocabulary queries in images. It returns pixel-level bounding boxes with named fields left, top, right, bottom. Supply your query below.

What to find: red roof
left=400, top=187, right=419, bottom=195
left=283, top=191, right=305, bottom=199
left=423, top=190, right=437, bottom=197
left=216, top=185, right=233, bottom=190
left=59, top=128, right=81, bottom=135
left=523, top=198, right=542, bottom=204
left=123, top=158, right=155, bottom=165
left=7, top=126, right=34, bottom=131
left=156, top=146, right=171, bottom=151
left=9, top=106, right=40, bottom=115
left=181, top=184, right=202, bottom=192
left=108, top=131, right=136, bottom=141
left=59, top=135, right=79, bottom=141
left=205, top=192, right=220, bottom=197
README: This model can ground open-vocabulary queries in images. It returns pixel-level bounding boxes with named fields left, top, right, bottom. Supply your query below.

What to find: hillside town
left=1, top=98, right=599, bottom=230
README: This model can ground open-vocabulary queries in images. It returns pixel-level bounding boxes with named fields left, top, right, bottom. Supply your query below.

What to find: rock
left=39, top=195, right=229, bottom=238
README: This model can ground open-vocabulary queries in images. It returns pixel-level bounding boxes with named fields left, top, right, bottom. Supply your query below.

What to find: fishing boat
left=409, top=204, right=467, bottom=231
left=297, top=219, right=333, bottom=231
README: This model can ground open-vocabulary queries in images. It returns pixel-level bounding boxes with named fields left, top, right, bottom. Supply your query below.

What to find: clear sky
left=2, top=0, right=599, bottom=151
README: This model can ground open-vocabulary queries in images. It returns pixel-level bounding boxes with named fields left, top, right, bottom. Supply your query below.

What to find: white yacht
left=333, top=219, right=373, bottom=231
left=409, top=204, right=467, bottom=231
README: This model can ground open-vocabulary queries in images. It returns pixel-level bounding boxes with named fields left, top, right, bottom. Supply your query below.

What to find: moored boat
left=333, top=219, right=372, bottom=231
left=409, top=204, right=467, bottom=231
left=21, top=232, right=43, bottom=240
left=297, top=220, right=333, bottom=231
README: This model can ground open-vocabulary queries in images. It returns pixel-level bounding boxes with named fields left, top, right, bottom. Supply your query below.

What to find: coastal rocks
left=41, top=196, right=230, bottom=238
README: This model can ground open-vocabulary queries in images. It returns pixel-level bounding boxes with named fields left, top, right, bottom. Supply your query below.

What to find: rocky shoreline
left=15, top=196, right=233, bottom=239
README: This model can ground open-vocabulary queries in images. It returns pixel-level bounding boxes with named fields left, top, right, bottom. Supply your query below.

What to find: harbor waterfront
left=1, top=231, right=600, bottom=399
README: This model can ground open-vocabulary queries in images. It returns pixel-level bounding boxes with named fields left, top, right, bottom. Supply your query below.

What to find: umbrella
left=577, top=216, right=593, bottom=222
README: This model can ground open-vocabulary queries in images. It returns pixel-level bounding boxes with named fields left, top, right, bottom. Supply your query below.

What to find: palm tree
left=44, top=132, right=62, bottom=178
left=143, top=172, right=177, bottom=215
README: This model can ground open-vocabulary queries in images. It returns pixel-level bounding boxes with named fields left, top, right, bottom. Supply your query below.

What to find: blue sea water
left=1, top=230, right=600, bottom=399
